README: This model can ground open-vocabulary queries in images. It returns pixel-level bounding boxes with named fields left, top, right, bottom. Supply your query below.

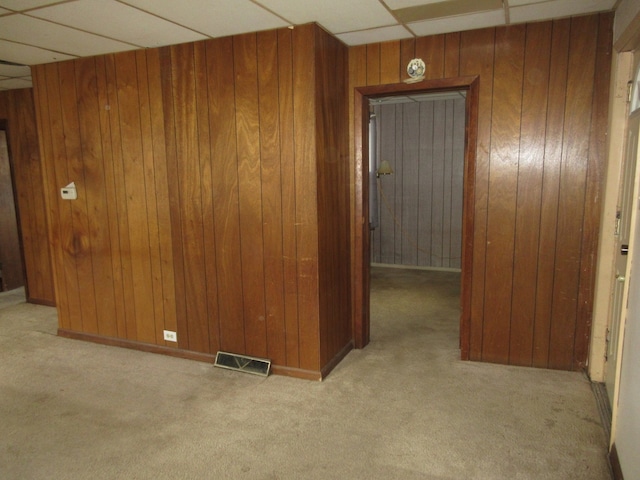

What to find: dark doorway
left=0, top=125, right=25, bottom=292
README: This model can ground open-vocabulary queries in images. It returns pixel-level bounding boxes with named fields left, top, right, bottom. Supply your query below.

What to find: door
left=0, top=129, right=25, bottom=291
left=606, top=110, right=640, bottom=406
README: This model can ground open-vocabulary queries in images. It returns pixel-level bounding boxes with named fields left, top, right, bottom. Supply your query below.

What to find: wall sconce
left=376, top=160, right=394, bottom=178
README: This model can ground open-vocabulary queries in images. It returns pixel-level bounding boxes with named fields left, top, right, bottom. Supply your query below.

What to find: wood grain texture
left=349, top=13, right=613, bottom=371
left=32, top=23, right=350, bottom=379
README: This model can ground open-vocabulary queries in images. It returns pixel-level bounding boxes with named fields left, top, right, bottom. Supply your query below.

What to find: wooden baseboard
left=57, top=329, right=353, bottom=381
left=609, top=443, right=624, bottom=480
left=27, top=297, right=56, bottom=307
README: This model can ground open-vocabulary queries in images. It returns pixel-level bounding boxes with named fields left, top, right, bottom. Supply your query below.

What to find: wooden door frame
left=352, top=75, right=479, bottom=358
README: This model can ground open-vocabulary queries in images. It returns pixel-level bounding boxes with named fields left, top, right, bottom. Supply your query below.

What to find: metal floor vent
left=214, top=351, right=271, bottom=377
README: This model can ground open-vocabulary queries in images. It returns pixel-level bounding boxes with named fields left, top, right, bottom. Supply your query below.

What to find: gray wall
left=370, top=97, right=465, bottom=269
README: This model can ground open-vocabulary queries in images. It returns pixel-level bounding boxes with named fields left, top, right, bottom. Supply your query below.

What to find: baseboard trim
left=321, top=340, right=354, bottom=378
left=609, top=443, right=624, bottom=480
left=27, top=297, right=56, bottom=307
left=57, top=329, right=347, bottom=381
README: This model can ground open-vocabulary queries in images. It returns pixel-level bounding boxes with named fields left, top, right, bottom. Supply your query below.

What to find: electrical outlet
left=163, top=330, right=177, bottom=342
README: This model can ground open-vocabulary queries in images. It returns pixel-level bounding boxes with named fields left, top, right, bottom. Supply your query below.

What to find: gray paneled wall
left=371, top=97, right=465, bottom=269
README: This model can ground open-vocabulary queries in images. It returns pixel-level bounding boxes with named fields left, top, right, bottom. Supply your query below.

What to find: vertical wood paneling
left=548, top=15, right=598, bottom=369
left=258, top=29, right=286, bottom=365
left=74, top=57, right=117, bottom=337
left=459, top=27, right=496, bottom=361
left=418, top=101, right=434, bottom=266
left=278, top=28, right=300, bottom=368
left=0, top=88, right=54, bottom=304
left=171, top=42, right=210, bottom=353
left=234, top=33, right=268, bottom=359
left=380, top=41, right=401, bottom=84
left=33, top=24, right=351, bottom=378
left=144, top=49, right=178, bottom=347
left=509, top=22, right=552, bottom=366
left=401, top=103, right=420, bottom=265
left=482, top=25, right=526, bottom=363
left=351, top=13, right=612, bottom=370
left=533, top=19, right=570, bottom=367
left=293, top=25, right=320, bottom=371
left=205, top=37, right=245, bottom=355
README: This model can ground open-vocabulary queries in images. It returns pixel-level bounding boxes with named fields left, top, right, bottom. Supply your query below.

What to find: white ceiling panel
left=258, top=0, right=397, bottom=33
left=0, top=39, right=76, bottom=65
left=0, top=14, right=137, bottom=56
left=0, top=76, right=31, bottom=90
left=335, top=24, right=413, bottom=46
left=120, top=0, right=288, bottom=38
left=0, top=0, right=620, bottom=90
left=28, top=0, right=208, bottom=48
left=510, top=0, right=616, bottom=23
left=384, top=0, right=455, bottom=9
left=0, top=0, right=62, bottom=10
left=409, top=9, right=505, bottom=37
left=0, top=63, right=30, bottom=76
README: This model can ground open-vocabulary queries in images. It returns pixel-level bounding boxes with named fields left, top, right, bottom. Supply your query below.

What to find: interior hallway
left=0, top=268, right=611, bottom=479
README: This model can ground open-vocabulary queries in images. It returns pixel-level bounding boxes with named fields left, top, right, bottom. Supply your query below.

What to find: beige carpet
left=0, top=268, right=611, bottom=479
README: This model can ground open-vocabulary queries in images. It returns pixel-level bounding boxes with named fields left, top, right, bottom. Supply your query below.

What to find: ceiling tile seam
left=19, top=11, right=145, bottom=50
left=0, top=0, right=75, bottom=14
left=377, top=0, right=416, bottom=39
left=0, top=36, right=80, bottom=62
left=114, top=0, right=231, bottom=40
left=504, top=0, right=511, bottom=24
left=250, top=0, right=296, bottom=27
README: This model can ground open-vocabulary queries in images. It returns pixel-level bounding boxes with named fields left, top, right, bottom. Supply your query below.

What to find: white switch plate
left=163, top=330, right=177, bottom=342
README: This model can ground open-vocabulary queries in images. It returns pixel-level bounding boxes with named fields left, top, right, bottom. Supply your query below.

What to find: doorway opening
left=352, top=76, right=478, bottom=357
left=0, top=121, right=26, bottom=296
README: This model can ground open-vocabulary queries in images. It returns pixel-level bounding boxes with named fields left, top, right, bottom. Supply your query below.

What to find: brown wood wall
left=0, top=89, right=55, bottom=304
left=32, top=23, right=351, bottom=379
left=349, top=13, right=613, bottom=370
left=371, top=98, right=465, bottom=268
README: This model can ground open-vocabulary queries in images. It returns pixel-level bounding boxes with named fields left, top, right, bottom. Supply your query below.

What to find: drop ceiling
left=0, top=0, right=618, bottom=91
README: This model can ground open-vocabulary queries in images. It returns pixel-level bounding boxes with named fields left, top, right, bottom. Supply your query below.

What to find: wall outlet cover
left=163, top=330, right=177, bottom=342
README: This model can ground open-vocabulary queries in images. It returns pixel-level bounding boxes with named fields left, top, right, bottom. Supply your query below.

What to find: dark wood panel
left=293, top=25, right=320, bottom=371
left=0, top=129, right=23, bottom=291
left=459, top=27, right=496, bottom=361
left=482, top=25, right=525, bottom=363
left=380, top=41, right=400, bottom=84
left=258, top=29, right=287, bottom=365
left=351, top=15, right=612, bottom=370
left=509, top=22, right=552, bottom=366
left=234, top=33, right=268, bottom=359
left=532, top=19, right=570, bottom=367
left=548, top=15, right=598, bottom=369
left=278, top=28, right=301, bottom=367
left=205, top=37, right=245, bottom=355
left=74, top=57, right=118, bottom=337
left=171, top=42, right=210, bottom=353
left=0, top=89, right=54, bottom=304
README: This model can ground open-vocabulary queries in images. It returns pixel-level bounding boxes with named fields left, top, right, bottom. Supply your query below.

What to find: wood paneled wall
left=349, top=13, right=613, bottom=370
left=371, top=98, right=465, bottom=269
left=32, top=24, right=351, bottom=379
left=0, top=89, right=55, bottom=304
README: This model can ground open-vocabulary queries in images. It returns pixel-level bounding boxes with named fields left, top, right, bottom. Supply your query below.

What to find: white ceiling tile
left=335, top=25, right=413, bottom=46
left=508, top=0, right=548, bottom=6
left=0, top=0, right=62, bottom=10
left=408, top=9, right=505, bottom=36
left=510, top=0, right=615, bottom=23
left=28, top=0, right=207, bottom=48
left=0, top=63, right=30, bottom=76
left=120, top=0, right=288, bottom=37
left=258, top=0, right=398, bottom=33
left=0, top=14, right=137, bottom=57
left=384, top=0, right=455, bottom=9
left=0, top=76, right=33, bottom=89
left=0, top=39, right=76, bottom=65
